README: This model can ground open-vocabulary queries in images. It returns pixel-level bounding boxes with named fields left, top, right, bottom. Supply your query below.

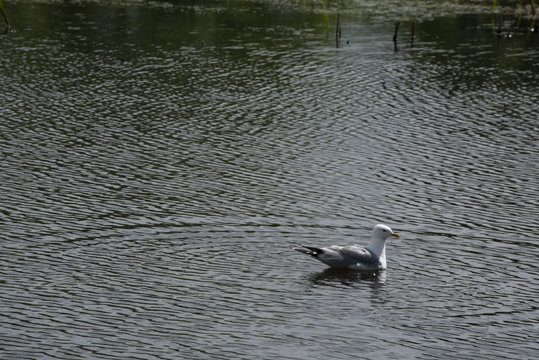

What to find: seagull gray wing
left=293, top=244, right=380, bottom=269
left=338, top=245, right=377, bottom=264
left=313, top=245, right=377, bottom=269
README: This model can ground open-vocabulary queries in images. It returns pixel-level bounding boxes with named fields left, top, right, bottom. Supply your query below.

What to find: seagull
left=293, top=224, right=400, bottom=270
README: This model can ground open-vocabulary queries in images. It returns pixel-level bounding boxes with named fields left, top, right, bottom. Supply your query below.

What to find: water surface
left=1, top=1, right=538, bottom=359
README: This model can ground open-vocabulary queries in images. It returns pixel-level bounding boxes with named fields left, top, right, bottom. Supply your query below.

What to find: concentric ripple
left=1, top=2, right=538, bottom=360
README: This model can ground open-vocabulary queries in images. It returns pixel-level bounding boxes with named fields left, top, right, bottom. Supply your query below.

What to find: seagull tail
left=292, top=245, right=323, bottom=257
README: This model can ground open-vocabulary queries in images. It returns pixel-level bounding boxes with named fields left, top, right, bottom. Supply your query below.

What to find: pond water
left=1, top=1, right=538, bottom=359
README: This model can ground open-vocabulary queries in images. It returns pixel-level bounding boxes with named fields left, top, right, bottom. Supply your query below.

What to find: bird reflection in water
left=309, top=268, right=387, bottom=288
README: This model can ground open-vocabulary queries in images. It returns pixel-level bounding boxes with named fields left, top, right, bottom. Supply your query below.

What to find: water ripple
left=1, top=3, right=538, bottom=360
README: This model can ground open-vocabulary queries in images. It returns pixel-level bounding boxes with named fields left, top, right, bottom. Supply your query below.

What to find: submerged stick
left=336, top=12, right=342, bottom=48
left=393, top=21, right=400, bottom=51
left=496, top=14, right=503, bottom=48
left=411, top=22, right=415, bottom=47
left=393, top=21, right=400, bottom=42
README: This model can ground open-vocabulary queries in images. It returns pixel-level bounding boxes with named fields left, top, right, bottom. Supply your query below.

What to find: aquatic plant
left=491, top=0, right=537, bottom=34
left=492, top=0, right=537, bottom=17
left=0, top=0, right=9, bottom=31
left=319, top=0, right=330, bottom=33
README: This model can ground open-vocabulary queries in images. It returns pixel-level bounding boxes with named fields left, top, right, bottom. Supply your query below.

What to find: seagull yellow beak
left=392, top=233, right=401, bottom=239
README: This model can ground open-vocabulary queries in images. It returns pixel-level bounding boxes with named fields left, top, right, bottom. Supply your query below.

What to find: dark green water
left=1, top=1, right=538, bottom=359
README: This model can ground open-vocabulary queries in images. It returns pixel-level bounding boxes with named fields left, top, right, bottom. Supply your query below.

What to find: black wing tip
left=293, top=245, right=322, bottom=257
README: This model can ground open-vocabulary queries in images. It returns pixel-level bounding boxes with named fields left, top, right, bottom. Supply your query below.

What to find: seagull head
left=372, top=224, right=400, bottom=240
left=366, top=224, right=401, bottom=262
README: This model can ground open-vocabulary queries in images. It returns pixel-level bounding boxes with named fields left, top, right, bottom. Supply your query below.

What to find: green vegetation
left=0, top=0, right=9, bottom=31
left=319, top=0, right=330, bottom=33
left=492, top=0, right=537, bottom=15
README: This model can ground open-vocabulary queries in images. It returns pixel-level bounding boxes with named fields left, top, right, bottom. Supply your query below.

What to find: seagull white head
left=372, top=224, right=400, bottom=241
left=366, top=224, right=401, bottom=268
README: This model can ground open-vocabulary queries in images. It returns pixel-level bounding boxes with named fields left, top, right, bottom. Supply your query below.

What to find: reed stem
left=0, top=0, right=10, bottom=31
left=393, top=21, right=400, bottom=51
left=336, top=12, right=342, bottom=48
left=411, top=22, right=415, bottom=47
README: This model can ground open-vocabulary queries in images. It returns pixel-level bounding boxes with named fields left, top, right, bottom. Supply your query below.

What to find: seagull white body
left=293, top=224, right=400, bottom=270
